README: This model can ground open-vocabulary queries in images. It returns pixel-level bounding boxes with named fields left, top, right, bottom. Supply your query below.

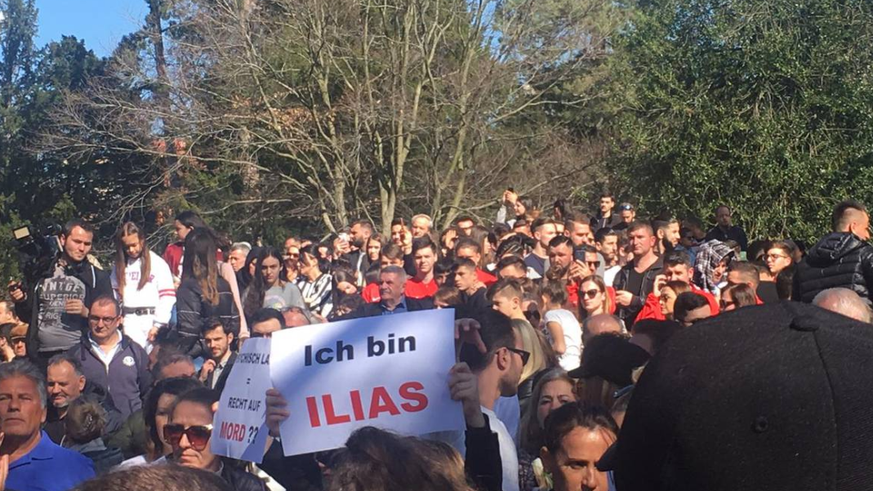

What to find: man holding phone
left=9, top=219, right=112, bottom=370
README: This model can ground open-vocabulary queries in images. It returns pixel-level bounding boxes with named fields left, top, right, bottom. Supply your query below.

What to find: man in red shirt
left=455, top=238, right=496, bottom=287
left=405, top=238, right=439, bottom=299
left=635, top=251, right=719, bottom=322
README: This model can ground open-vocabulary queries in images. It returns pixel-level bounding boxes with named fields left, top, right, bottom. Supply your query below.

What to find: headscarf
left=694, top=240, right=735, bottom=293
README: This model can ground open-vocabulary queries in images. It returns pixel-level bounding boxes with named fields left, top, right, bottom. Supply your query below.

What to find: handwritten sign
left=211, top=338, right=271, bottom=463
left=270, top=309, right=465, bottom=456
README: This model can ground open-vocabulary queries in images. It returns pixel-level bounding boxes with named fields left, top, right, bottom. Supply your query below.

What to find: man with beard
left=347, top=220, right=374, bottom=282
left=548, top=236, right=595, bottom=309
left=198, top=318, right=236, bottom=395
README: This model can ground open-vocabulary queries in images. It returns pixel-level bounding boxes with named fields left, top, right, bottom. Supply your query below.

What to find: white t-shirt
left=604, top=265, right=621, bottom=287
left=544, top=309, right=582, bottom=372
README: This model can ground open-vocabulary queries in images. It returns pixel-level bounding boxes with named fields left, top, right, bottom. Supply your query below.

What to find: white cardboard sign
left=270, top=309, right=465, bottom=456
left=211, top=338, right=272, bottom=463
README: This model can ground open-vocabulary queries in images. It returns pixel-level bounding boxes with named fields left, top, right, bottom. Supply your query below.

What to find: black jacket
left=206, top=352, right=237, bottom=396
left=67, top=334, right=153, bottom=419
left=591, top=212, right=623, bottom=234
left=176, top=276, right=240, bottom=357
left=45, top=381, right=125, bottom=444
left=345, top=296, right=434, bottom=319
left=17, top=259, right=112, bottom=357
left=705, top=225, right=749, bottom=251
left=221, top=462, right=268, bottom=491
left=793, top=232, right=873, bottom=303
left=465, top=414, right=503, bottom=491
left=613, top=257, right=664, bottom=325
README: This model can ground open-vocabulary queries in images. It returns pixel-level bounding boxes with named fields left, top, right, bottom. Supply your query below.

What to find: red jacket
left=163, top=242, right=223, bottom=278
left=635, top=285, right=718, bottom=323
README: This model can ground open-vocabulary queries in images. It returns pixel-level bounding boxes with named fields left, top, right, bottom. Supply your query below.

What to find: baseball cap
left=612, top=302, right=873, bottom=490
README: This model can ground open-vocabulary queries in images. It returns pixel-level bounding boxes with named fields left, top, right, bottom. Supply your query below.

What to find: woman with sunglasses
left=165, top=387, right=266, bottom=491
left=578, top=275, right=614, bottom=322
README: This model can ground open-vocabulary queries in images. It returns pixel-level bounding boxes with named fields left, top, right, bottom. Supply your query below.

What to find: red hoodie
left=635, top=285, right=719, bottom=323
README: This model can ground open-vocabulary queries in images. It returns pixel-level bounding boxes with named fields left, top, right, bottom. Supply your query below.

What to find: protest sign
left=270, top=309, right=465, bottom=456
left=211, top=338, right=271, bottom=463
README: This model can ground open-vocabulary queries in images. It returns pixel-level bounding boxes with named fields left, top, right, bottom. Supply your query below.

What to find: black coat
left=793, top=232, right=873, bottom=303
left=45, top=381, right=125, bottom=444
left=221, top=462, right=268, bottom=491
left=613, top=257, right=664, bottom=325
left=206, top=352, right=237, bottom=396
left=344, top=296, right=434, bottom=319
left=176, top=276, right=240, bottom=357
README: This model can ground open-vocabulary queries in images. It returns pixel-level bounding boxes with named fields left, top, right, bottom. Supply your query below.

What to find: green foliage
left=607, top=0, right=873, bottom=242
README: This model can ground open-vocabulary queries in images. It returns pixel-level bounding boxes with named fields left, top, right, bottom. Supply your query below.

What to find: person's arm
left=220, top=262, right=248, bottom=338
left=634, top=293, right=663, bottom=323
left=152, top=254, right=177, bottom=341
left=545, top=320, right=566, bottom=355
left=448, top=363, right=502, bottom=491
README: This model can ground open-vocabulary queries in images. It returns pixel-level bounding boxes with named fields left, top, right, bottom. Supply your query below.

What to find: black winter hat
left=568, top=333, right=650, bottom=387
left=613, top=301, right=873, bottom=491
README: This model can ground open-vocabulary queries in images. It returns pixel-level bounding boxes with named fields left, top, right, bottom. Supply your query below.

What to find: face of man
left=411, top=217, right=430, bottom=238
left=228, top=249, right=248, bottom=272
left=853, top=212, right=871, bottom=241
left=61, top=226, right=93, bottom=263
left=629, top=227, right=655, bottom=259
left=716, top=207, right=732, bottom=228
left=680, top=305, right=712, bottom=327
left=548, top=244, right=574, bottom=272
left=600, top=197, right=615, bottom=215
left=203, top=326, right=233, bottom=362
left=454, top=266, right=478, bottom=292
left=597, top=235, right=618, bottom=261
left=620, top=209, right=635, bottom=224
left=12, top=336, right=26, bottom=358
left=727, top=270, right=754, bottom=289
left=0, top=375, right=46, bottom=440
left=455, top=246, right=481, bottom=267
left=491, top=292, right=519, bottom=318
left=666, top=222, right=680, bottom=246
left=350, top=224, right=371, bottom=249
left=499, top=264, right=526, bottom=280
left=366, top=240, right=382, bottom=261
left=260, top=255, right=282, bottom=286
left=414, top=246, right=437, bottom=277
left=499, top=333, right=525, bottom=396
left=664, top=263, right=692, bottom=283
left=88, top=301, right=120, bottom=345
left=379, top=272, right=406, bottom=304
left=390, top=225, right=405, bottom=246
left=121, top=233, right=144, bottom=260
left=46, top=362, right=85, bottom=410
left=0, top=304, right=15, bottom=325
left=566, top=222, right=591, bottom=247
left=380, top=255, right=405, bottom=269
left=457, top=220, right=474, bottom=237
left=252, top=319, right=283, bottom=339
left=536, top=224, right=558, bottom=249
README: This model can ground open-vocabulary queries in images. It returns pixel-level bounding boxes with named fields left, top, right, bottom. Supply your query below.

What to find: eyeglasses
left=506, top=347, right=531, bottom=366
left=586, top=260, right=601, bottom=268
left=582, top=288, right=601, bottom=299
left=88, top=315, right=118, bottom=325
left=765, top=254, right=789, bottom=260
left=163, top=423, right=214, bottom=451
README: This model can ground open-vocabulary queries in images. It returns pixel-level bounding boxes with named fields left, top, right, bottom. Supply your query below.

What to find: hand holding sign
left=448, top=363, right=485, bottom=429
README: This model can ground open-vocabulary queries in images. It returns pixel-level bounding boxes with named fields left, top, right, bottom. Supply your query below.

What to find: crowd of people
left=1, top=190, right=873, bottom=490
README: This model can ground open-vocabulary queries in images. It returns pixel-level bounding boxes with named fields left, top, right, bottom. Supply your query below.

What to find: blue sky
left=34, top=0, right=145, bottom=57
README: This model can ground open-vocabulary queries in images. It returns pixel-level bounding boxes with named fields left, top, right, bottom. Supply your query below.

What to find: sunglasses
left=506, top=347, right=531, bottom=366
left=10, top=337, right=25, bottom=344
left=582, top=288, right=601, bottom=299
left=619, top=204, right=634, bottom=211
left=586, top=260, right=601, bottom=268
left=163, top=423, right=213, bottom=451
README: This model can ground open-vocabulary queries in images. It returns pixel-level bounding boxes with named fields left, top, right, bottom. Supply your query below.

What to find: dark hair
left=434, top=286, right=463, bottom=307
left=182, top=228, right=220, bottom=305
left=768, top=240, right=797, bottom=262
left=548, top=235, right=573, bottom=249
left=171, top=387, right=219, bottom=419
left=72, top=463, right=233, bottom=491
left=514, top=196, right=534, bottom=217
left=776, top=264, right=796, bottom=300
left=90, top=295, right=121, bottom=317
left=434, top=258, right=458, bottom=278
left=673, top=292, right=710, bottom=321
left=243, top=247, right=285, bottom=319
left=65, top=398, right=106, bottom=444
left=459, top=310, right=515, bottom=372
left=454, top=237, right=480, bottom=254
left=62, top=219, right=95, bottom=239
left=250, top=308, right=287, bottom=330
left=115, top=222, right=152, bottom=295
left=47, top=353, right=84, bottom=377
left=663, top=250, right=692, bottom=268
left=351, top=220, right=374, bottom=233
left=599, top=191, right=614, bottom=200
left=153, top=354, right=195, bottom=381
left=412, top=237, right=438, bottom=257
left=541, top=280, right=568, bottom=306
left=381, top=243, right=404, bottom=261
left=200, top=317, right=229, bottom=336
left=454, top=257, right=477, bottom=272
left=487, top=277, right=524, bottom=302
left=722, top=283, right=757, bottom=309
left=454, top=215, right=475, bottom=226
left=542, top=401, right=619, bottom=453
left=627, top=220, right=654, bottom=236
left=496, top=255, right=527, bottom=275
left=595, top=228, right=619, bottom=244
left=728, top=261, right=760, bottom=287
left=174, top=210, right=208, bottom=230
left=301, top=243, right=329, bottom=274
left=553, top=199, right=571, bottom=219
left=833, top=200, right=868, bottom=232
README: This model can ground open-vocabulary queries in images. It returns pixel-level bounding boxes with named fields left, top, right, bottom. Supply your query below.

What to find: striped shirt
left=296, top=273, right=333, bottom=318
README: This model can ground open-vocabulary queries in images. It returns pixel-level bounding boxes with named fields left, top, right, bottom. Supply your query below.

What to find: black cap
left=568, top=333, right=650, bottom=386
left=614, top=302, right=873, bottom=490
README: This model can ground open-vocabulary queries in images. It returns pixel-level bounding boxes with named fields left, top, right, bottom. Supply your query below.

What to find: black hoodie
left=793, top=232, right=873, bottom=303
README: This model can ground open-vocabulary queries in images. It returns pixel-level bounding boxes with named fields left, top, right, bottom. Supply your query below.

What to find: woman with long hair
left=295, top=243, right=334, bottom=318
left=111, top=222, right=176, bottom=351
left=242, top=247, right=304, bottom=322
left=658, top=280, right=691, bottom=321
left=578, top=275, right=614, bottom=322
left=175, top=229, right=240, bottom=357
left=163, top=210, right=209, bottom=280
